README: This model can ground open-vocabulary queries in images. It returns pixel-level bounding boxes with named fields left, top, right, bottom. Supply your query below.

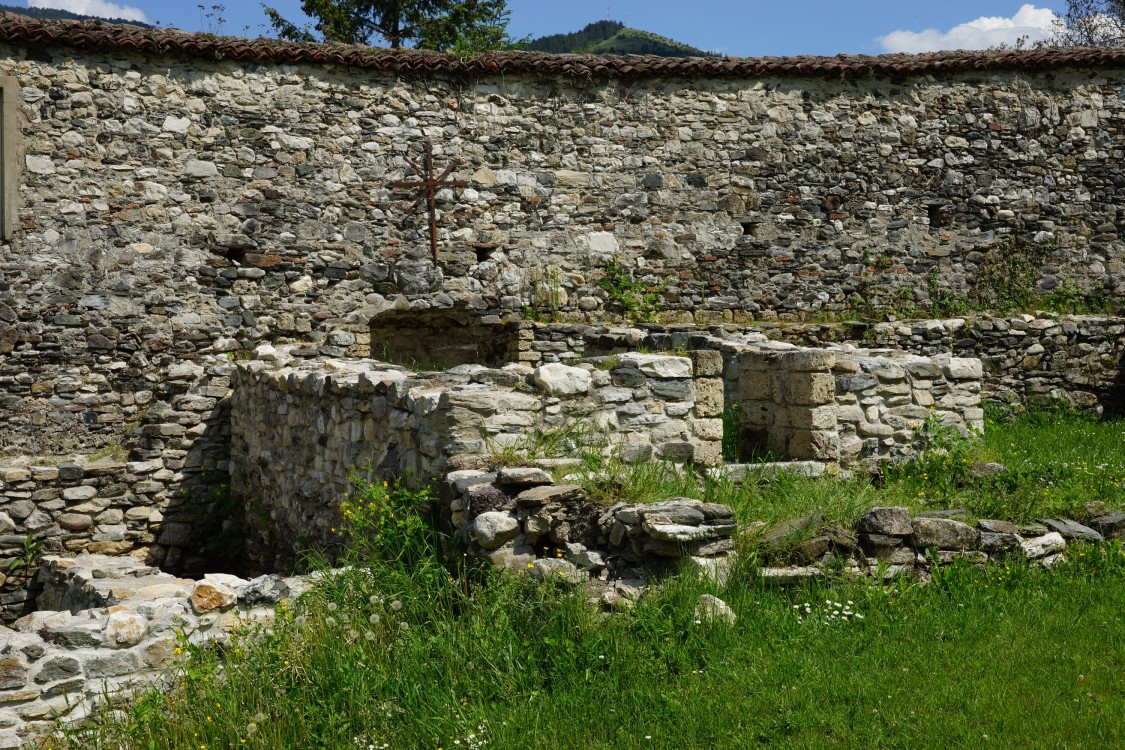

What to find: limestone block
left=692, top=441, right=723, bottom=466
left=616, top=353, right=692, bottom=379
left=786, top=430, right=838, bottom=461
left=739, top=371, right=772, bottom=401
left=778, top=405, right=838, bottom=430
left=780, top=349, right=836, bottom=372
left=740, top=401, right=774, bottom=427
left=782, top=373, right=835, bottom=406
left=687, top=350, right=724, bottom=377
left=690, top=418, right=724, bottom=441
left=694, top=378, right=723, bottom=416
left=531, top=364, right=592, bottom=396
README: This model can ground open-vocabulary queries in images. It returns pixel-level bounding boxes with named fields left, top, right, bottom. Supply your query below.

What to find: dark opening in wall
left=740, top=222, right=757, bottom=237
left=928, top=204, right=952, bottom=228
left=471, top=243, right=499, bottom=264
left=370, top=308, right=524, bottom=368
left=225, top=247, right=246, bottom=264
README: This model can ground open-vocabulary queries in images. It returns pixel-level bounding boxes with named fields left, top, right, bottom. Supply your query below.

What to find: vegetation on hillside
left=526, top=19, right=714, bottom=57
left=0, top=3, right=150, bottom=26
left=50, top=409, right=1125, bottom=749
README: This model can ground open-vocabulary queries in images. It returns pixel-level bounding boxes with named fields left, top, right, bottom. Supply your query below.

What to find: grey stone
left=496, top=467, right=555, bottom=487
left=757, top=566, right=823, bottom=584
left=694, top=594, right=736, bottom=626
left=528, top=558, right=584, bottom=585
left=237, top=575, right=290, bottom=606
left=911, top=517, right=980, bottom=550
left=473, top=512, right=520, bottom=550
left=857, top=507, right=912, bottom=536
left=980, top=532, right=1023, bottom=555
left=1088, top=512, right=1125, bottom=540
left=1041, top=519, right=1104, bottom=543
left=516, top=485, right=584, bottom=507
left=977, top=519, right=1020, bottom=535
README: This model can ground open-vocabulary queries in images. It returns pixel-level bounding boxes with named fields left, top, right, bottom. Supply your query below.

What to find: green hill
left=0, top=3, right=151, bottom=27
left=526, top=20, right=713, bottom=58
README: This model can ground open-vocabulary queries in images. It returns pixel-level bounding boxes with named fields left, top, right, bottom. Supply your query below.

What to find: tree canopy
left=261, top=0, right=519, bottom=51
left=1052, top=0, right=1125, bottom=46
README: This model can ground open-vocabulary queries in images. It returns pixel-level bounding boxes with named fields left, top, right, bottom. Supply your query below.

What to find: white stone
left=532, top=364, right=592, bottom=397
left=694, top=594, right=736, bottom=626
left=473, top=512, right=519, bottom=550
left=184, top=160, right=218, bottom=177
left=1021, top=532, right=1066, bottom=560
left=104, top=609, right=147, bottom=646
left=162, top=116, right=191, bottom=133
left=617, top=353, right=693, bottom=379
left=62, top=486, right=98, bottom=501
left=587, top=231, right=619, bottom=258
left=289, top=275, right=314, bottom=293
left=26, top=155, right=55, bottom=175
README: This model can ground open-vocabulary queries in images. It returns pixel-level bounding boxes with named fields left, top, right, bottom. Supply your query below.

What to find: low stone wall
left=0, top=553, right=304, bottom=748
left=512, top=314, right=1124, bottom=414
left=738, top=343, right=983, bottom=464
left=229, top=346, right=722, bottom=571
left=0, top=354, right=236, bottom=615
left=755, top=504, right=1125, bottom=579
left=442, top=468, right=736, bottom=600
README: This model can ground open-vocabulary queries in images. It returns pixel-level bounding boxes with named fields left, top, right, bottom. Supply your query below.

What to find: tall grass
left=47, top=411, right=1125, bottom=750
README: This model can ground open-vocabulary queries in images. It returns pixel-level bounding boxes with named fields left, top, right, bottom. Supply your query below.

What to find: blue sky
left=26, top=1, right=1074, bottom=56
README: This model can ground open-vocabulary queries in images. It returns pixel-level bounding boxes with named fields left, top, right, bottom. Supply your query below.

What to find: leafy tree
left=261, top=0, right=521, bottom=51
left=1052, top=0, right=1125, bottom=46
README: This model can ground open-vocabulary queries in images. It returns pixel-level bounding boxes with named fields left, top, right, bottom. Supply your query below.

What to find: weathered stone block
left=782, top=373, right=834, bottom=406
left=687, top=349, right=723, bottom=377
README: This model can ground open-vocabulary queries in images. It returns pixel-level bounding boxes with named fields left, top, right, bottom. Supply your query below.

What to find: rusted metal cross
left=390, top=141, right=467, bottom=263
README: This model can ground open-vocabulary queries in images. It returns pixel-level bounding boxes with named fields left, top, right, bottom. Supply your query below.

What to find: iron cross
left=390, top=141, right=467, bottom=263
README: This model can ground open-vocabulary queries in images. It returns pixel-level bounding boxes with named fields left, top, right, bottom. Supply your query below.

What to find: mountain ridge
left=526, top=20, right=714, bottom=58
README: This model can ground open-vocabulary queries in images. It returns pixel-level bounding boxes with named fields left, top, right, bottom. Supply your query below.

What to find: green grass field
left=50, top=410, right=1125, bottom=750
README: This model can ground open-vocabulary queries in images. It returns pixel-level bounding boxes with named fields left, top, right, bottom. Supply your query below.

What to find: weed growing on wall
left=336, top=475, right=435, bottom=567
left=597, top=259, right=662, bottom=323
left=973, top=236, right=1047, bottom=313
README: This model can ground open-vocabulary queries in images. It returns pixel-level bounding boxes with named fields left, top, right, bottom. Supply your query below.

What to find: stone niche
left=369, top=308, right=524, bottom=369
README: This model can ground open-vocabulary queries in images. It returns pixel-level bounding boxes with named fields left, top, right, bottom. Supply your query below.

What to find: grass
left=45, top=410, right=1125, bottom=750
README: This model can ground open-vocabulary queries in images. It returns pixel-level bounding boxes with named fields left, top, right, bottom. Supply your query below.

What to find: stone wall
left=1, top=24, right=1123, bottom=594
left=475, top=314, right=1125, bottom=414
left=738, top=343, right=984, bottom=463
left=229, top=347, right=722, bottom=570
left=0, top=353, right=234, bottom=598
left=0, top=553, right=303, bottom=748
left=7, top=36, right=1125, bottom=458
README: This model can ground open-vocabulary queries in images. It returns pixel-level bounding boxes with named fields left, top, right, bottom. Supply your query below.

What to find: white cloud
left=877, top=4, right=1057, bottom=53
left=28, top=0, right=148, bottom=23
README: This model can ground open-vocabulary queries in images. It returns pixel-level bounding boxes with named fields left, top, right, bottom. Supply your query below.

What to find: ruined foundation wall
left=229, top=348, right=722, bottom=569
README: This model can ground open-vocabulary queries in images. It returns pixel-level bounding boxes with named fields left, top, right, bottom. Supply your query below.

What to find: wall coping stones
left=9, top=15, right=1125, bottom=81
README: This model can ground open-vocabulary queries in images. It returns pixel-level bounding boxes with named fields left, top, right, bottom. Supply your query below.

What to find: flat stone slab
left=858, top=507, right=912, bottom=536
left=978, top=518, right=1020, bottom=535
left=758, top=566, right=823, bottom=584
left=1041, top=518, right=1104, bottom=543
left=1089, top=512, right=1125, bottom=540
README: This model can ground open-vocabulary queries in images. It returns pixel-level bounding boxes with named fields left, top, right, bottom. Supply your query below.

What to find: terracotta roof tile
left=6, top=14, right=1125, bottom=80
